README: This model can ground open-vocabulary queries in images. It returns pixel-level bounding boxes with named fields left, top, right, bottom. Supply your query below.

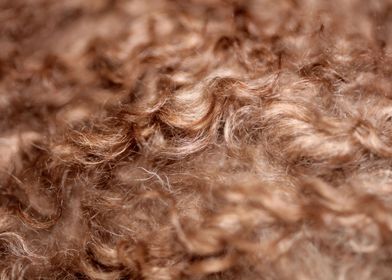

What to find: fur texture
left=1, top=0, right=392, bottom=279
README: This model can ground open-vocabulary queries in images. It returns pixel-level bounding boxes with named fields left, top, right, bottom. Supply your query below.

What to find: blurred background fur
left=1, top=0, right=392, bottom=279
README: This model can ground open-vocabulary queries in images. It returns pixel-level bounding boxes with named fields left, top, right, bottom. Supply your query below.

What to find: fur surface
left=1, top=0, right=392, bottom=279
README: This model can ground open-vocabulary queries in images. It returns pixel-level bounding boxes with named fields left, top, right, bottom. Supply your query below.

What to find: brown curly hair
left=1, top=0, right=392, bottom=279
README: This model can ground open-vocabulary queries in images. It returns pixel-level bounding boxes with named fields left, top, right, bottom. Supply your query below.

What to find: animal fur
left=1, top=0, right=392, bottom=279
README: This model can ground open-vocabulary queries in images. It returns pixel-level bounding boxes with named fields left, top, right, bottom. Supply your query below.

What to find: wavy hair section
left=1, top=0, right=392, bottom=279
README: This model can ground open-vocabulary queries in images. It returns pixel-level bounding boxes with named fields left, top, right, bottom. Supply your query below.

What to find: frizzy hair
left=1, top=0, right=392, bottom=279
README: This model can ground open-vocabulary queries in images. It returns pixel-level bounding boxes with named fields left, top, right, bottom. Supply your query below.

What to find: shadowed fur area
left=1, top=0, right=392, bottom=279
